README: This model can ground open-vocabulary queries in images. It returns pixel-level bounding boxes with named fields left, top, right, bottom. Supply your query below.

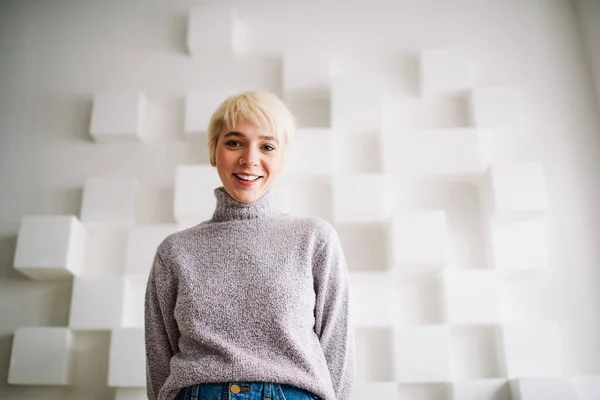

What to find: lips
left=233, top=173, right=262, bottom=181
left=232, top=173, right=264, bottom=187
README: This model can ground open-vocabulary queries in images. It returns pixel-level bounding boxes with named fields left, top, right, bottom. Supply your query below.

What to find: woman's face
left=214, top=119, right=283, bottom=203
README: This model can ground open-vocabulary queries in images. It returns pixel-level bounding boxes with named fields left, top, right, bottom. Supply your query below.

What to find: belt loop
left=191, top=384, right=200, bottom=399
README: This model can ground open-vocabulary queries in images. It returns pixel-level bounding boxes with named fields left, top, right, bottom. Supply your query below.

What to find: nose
left=241, top=147, right=260, bottom=167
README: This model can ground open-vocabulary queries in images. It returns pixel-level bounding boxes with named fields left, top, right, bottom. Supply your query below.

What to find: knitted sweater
left=144, top=186, right=355, bottom=400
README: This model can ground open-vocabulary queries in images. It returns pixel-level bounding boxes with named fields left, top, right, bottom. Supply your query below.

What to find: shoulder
left=154, top=222, right=210, bottom=259
left=281, top=215, right=339, bottom=247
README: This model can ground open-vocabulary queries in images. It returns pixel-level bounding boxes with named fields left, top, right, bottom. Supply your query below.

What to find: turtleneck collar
left=211, top=186, right=279, bottom=222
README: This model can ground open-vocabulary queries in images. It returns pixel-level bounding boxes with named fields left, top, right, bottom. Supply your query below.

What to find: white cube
left=184, top=90, right=234, bottom=141
left=395, top=325, right=452, bottom=383
left=490, top=216, right=550, bottom=271
left=510, top=378, right=578, bottom=400
left=187, top=5, right=244, bottom=57
left=442, top=270, right=501, bottom=324
left=351, top=382, right=399, bottom=400
left=331, top=78, right=383, bottom=135
left=9, top=327, right=73, bottom=385
left=419, top=49, right=473, bottom=94
left=174, top=165, right=222, bottom=224
left=382, top=129, right=484, bottom=178
left=469, top=87, right=526, bottom=130
left=285, top=128, right=334, bottom=175
left=389, top=211, right=449, bottom=270
left=80, top=177, right=137, bottom=229
left=332, top=174, right=390, bottom=223
left=274, top=177, right=332, bottom=220
left=450, top=379, right=510, bottom=400
left=571, top=375, right=600, bottom=400
left=124, top=225, right=179, bottom=278
left=108, top=328, right=146, bottom=387
left=485, top=162, right=549, bottom=219
left=349, top=272, right=397, bottom=326
left=115, top=388, right=148, bottom=400
left=283, top=49, right=332, bottom=92
left=90, top=91, right=146, bottom=143
left=497, top=323, right=563, bottom=378
left=14, top=215, right=86, bottom=280
left=122, top=276, right=146, bottom=328
left=355, top=327, right=395, bottom=381
left=69, top=276, right=126, bottom=330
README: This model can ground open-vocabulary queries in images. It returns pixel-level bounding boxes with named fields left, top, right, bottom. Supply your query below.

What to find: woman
left=145, top=91, right=355, bottom=400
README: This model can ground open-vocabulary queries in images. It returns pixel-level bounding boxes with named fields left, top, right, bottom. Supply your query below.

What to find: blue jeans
left=175, top=381, right=321, bottom=400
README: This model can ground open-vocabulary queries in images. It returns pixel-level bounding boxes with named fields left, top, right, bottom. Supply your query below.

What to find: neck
left=212, top=186, right=279, bottom=222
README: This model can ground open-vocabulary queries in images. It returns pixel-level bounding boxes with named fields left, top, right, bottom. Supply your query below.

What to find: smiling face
left=213, top=119, right=284, bottom=203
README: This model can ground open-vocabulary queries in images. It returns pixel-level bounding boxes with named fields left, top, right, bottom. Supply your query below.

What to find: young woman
left=145, top=91, right=355, bottom=400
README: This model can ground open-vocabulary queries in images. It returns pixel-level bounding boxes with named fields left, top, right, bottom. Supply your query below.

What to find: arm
left=145, top=252, right=180, bottom=400
left=313, top=227, right=356, bottom=400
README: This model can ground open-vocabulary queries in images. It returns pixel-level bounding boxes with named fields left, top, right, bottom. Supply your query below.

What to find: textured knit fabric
left=144, top=186, right=355, bottom=400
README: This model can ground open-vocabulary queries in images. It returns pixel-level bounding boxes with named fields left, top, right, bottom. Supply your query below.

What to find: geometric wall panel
left=349, top=272, right=397, bottom=326
left=468, top=86, right=526, bottom=130
left=485, top=162, right=549, bottom=220
left=572, top=375, right=600, bottom=400
left=80, top=177, right=138, bottom=229
left=449, top=379, right=510, bottom=400
left=174, top=165, right=222, bottom=224
left=442, top=270, right=501, bottom=324
left=497, top=323, right=563, bottom=378
left=389, top=210, right=450, bottom=271
left=187, top=5, right=243, bottom=57
left=274, top=177, right=332, bottom=221
left=450, top=326, right=502, bottom=381
left=509, top=378, right=578, bottom=400
left=8, top=327, right=73, bottom=385
left=68, top=276, right=126, bottom=331
left=108, top=328, right=146, bottom=387
left=419, top=49, right=473, bottom=95
left=489, top=216, right=550, bottom=271
left=382, top=129, right=484, bottom=178
left=122, top=276, right=146, bottom=329
left=184, top=91, right=233, bottom=142
left=331, top=78, right=382, bottom=136
left=282, top=49, right=332, bottom=128
left=13, top=215, right=87, bottom=281
left=284, top=128, right=334, bottom=175
left=115, top=388, right=148, bottom=400
left=350, top=382, right=399, bottom=400
left=124, top=225, right=179, bottom=278
left=90, top=91, right=146, bottom=143
left=332, top=174, right=391, bottom=223
left=283, top=49, right=332, bottom=93
left=355, top=327, right=395, bottom=382
left=395, top=325, right=453, bottom=383
left=396, top=276, right=444, bottom=325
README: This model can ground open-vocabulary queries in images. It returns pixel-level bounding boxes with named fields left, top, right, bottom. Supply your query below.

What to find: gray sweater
left=144, top=186, right=355, bottom=400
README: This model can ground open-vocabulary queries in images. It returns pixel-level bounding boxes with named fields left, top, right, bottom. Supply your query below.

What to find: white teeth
left=235, top=174, right=260, bottom=181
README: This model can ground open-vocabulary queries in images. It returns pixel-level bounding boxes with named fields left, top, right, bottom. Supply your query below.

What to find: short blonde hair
left=207, top=91, right=296, bottom=166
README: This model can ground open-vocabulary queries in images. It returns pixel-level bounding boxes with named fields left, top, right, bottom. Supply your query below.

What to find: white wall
left=576, top=0, right=600, bottom=107
left=1, top=0, right=600, bottom=398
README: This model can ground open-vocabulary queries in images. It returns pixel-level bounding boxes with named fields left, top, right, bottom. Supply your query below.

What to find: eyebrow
left=223, top=131, right=279, bottom=143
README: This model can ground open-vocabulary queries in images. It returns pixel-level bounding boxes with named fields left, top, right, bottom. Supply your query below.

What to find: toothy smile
left=234, top=174, right=262, bottom=181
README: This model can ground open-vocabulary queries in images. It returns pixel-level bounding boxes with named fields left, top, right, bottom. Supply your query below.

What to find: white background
left=1, top=0, right=600, bottom=398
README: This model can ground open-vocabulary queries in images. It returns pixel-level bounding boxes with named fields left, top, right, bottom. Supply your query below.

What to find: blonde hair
left=207, top=91, right=296, bottom=166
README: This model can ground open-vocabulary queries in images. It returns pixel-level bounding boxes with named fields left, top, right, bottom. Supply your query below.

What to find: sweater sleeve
left=313, top=227, right=356, bottom=400
left=145, top=251, right=180, bottom=400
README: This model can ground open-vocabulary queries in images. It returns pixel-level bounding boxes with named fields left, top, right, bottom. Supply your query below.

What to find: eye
left=262, top=144, right=276, bottom=152
left=225, top=140, right=242, bottom=147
